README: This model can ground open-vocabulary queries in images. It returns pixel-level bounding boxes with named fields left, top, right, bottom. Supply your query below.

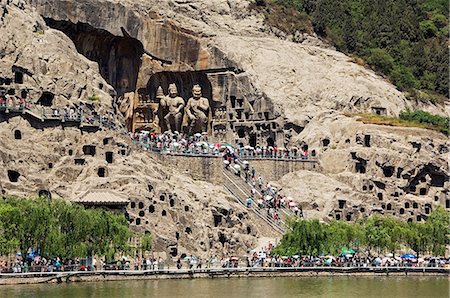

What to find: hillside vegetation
left=352, top=109, right=450, bottom=135
left=252, top=0, right=449, bottom=101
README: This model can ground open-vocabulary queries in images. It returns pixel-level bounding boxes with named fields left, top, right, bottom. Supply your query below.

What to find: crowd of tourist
left=3, top=252, right=446, bottom=273
left=131, top=130, right=313, bottom=160
left=0, top=95, right=118, bottom=129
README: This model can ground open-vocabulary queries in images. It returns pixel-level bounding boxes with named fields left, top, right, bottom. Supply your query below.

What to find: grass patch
left=88, top=94, right=100, bottom=102
left=348, top=110, right=449, bottom=135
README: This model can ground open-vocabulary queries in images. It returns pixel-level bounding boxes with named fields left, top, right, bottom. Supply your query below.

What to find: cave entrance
left=7, top=170, right=20, bottom=182
left=38, top=92, right=54, bottom=106
left=82, top=145, right=96, bottom=156
left=38, top=190, right=52, bottom=199
left=249, top=134, right=257, bottom=147
left=364, top=135, right=371, bottom=147
left=105, top=151, right=113, bottom=163
left=14, top=71, right=23, bottom=84
left=44, top=18, right=144, bottom=96
left=237, top=128, right=245, bottom=138
left=14, top=130, right=22, bottom=140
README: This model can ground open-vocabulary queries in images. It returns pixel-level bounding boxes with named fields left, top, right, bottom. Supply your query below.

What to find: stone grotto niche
left=44, top=18, right=143, bottom=96
left=7, top=170, right=20, bottom=182
left=133, top=71, right=214, bottom=134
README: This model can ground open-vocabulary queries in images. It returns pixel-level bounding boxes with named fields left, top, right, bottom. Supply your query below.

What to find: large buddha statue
left=182, top=85, right=210, bottom=134
left=161, top=83, right=184, bottom=132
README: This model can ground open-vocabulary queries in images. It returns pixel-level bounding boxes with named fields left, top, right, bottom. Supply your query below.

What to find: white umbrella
left=243, top=160, right=249, bottom=165
left=289, top=201, right=297, bottom=207
left=194, top=133, right=202, bottom=137
left=223, top=160, right=230, bottom=165
left=234, top=164, right=241, bottom=170
left=244, top=145, right=252, bottom=149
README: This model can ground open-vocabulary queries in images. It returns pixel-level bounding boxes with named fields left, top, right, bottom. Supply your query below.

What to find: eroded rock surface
left=0, top=0, right=448, bottom=257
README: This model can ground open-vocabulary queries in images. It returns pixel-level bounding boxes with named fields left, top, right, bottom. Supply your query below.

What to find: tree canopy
left=0, top=197, right=132, bottom=261
left=272, top=207, right=450, bottom=257
left=253, top=0, right=449, bottom=100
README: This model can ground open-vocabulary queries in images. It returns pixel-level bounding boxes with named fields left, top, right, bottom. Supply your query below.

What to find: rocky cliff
left=0, top=0, right=448, bottom=257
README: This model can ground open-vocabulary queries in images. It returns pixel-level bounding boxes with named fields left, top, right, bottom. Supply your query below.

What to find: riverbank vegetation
left=0, top=197, right=132, bottom=260
left=251, top=0, right=449, bottom=101
left=273, top=207, right=450, bottom=257
left=350, top=110, right=449, bottom=135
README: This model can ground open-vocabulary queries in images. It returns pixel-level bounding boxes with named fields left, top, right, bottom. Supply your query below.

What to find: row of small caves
left=320, top=134, right=449, bottom=222
left=0, top=67, right=56, bottom=107
left=127, top=190, right=252, bottom=258
left=6, top=136, right=129, bottom=199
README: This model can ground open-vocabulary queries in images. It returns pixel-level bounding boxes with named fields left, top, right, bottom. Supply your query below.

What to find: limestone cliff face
left=0, top=0, right=448, bottom=257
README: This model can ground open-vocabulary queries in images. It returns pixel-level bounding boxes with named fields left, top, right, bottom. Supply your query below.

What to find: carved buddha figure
left=161, top=83, right=184, bottom=132
left=182, top=85, right=210, bottom=134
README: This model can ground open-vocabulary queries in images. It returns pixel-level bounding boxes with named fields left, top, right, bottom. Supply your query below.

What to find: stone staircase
left=223, top=167, right=285, bottom=234
left=233, top=158, right=298, bottom=221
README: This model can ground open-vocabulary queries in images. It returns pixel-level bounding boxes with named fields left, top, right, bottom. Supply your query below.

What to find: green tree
left=367, top=48, right=395, bottom=74
left=405, top=222, right=431, bottom=258
left=391, top=65, right=419, bottom=90
left=0, top=197, right=132, bottom=260
left=426, top=207, right=450, bottom=256
left=419, top=20, right=438, bottom=38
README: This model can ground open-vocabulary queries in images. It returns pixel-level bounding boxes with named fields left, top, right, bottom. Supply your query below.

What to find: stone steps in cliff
left=233, top=158, right=297, bottom=221
left=223, top=168, right=285, bottom=234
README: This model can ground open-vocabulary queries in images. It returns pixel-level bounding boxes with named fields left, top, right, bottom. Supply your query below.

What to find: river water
left=3, top=276, right=448, bottom=298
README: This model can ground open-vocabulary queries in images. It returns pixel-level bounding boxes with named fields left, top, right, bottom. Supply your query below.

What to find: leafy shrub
left=367, top=48, right=395, bottom=74
left=391, top=65, right=419, bottom=90
left=399, top=109, right=449, bottom=135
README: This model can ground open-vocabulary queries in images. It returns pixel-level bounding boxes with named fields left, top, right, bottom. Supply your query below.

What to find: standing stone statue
left=182, top=84, right=210, bottom=134
left=161, top=83, right=184, bottom=132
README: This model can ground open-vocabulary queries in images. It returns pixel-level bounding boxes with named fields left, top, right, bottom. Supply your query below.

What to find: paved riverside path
left=0, top=267, right=448, bottom=284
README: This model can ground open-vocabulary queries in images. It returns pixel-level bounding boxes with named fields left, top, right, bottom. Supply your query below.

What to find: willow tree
left=0, top=197, right=132, bottom=260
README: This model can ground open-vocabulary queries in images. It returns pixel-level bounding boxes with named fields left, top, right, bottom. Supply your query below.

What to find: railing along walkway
left=223, top=168, right=285, bottom=234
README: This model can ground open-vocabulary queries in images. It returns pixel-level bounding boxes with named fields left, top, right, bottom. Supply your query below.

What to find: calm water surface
left=3, top=276, right=449, bottom=298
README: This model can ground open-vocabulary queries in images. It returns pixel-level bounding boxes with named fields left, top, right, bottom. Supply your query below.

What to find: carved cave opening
left=14, top=130, right=22, bottom=140
left=14, top=71, right=23, bottom=84
left=44, top=18, right=143, bottom=96
left=74, top=158, right=85, bottom=165
left=382, top=166, right=394, bottom=178
left=97, top=167, right=105, bottom=177
left=213, top=214, right=222, bottom=227
left=134, top=71, right=214, bottom=133
left=82, top=145, right=96, bottom=156
left=355, top=161, right=366, bottom=174
left=105, top=152, right=113, bottom=164
left=38, top=189, right=51, bottom=199
left=7, top=170, right=20, bottom=182
left=37, top=92, right=54, bottom=106
left=364, top=135, right=371, bottom=147
left=145, top=71, right=213, bottom=107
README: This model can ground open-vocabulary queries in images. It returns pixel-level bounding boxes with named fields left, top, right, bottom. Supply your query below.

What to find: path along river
left=2, top=276, right=448, bottom=298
